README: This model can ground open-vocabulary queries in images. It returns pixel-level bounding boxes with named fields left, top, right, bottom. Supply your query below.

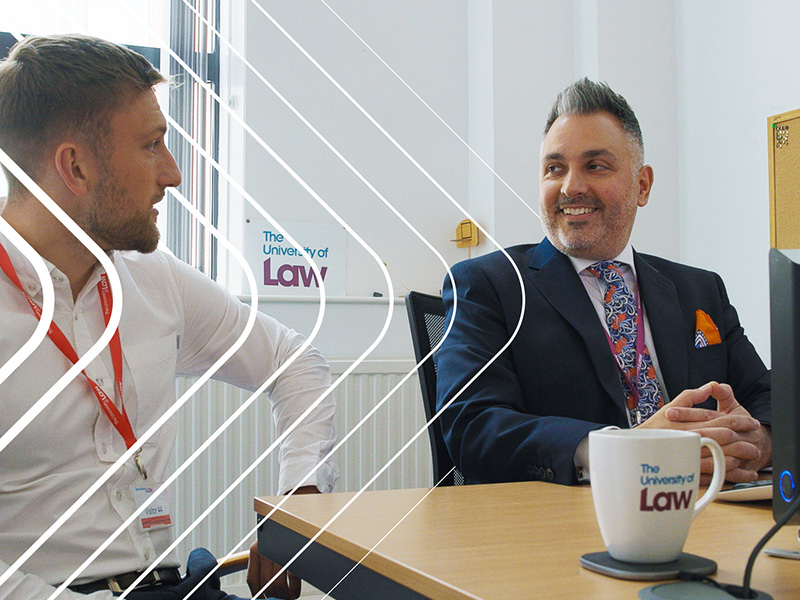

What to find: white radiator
left=168, top=358, right=432, bottom=569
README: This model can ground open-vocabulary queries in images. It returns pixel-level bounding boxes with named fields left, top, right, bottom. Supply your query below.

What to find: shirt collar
left=0, top=230, right=59, bottom=282
left=567, top=244, right=637, bottom=277
left=0, top=230, right=113, bottom=294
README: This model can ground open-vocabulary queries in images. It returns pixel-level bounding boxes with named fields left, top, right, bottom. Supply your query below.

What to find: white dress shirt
left=0, top=235, right=337, bottom=599
left=568, top=245, right=669, bottom=475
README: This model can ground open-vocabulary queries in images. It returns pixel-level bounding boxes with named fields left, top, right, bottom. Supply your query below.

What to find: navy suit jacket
left=434, top=238, right=771, bottom=486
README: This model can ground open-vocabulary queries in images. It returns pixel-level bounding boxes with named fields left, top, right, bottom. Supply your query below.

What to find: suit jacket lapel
left=634, top=251, right=688, bottom=399
left=528, top=239, right=625, bottom=407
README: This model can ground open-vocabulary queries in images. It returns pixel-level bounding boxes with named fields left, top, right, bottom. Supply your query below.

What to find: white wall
left=677, top=0, right=800, bottom=363
left=483, top=0, right=680, bottom=258
left=230, top=0, right=784, bottom=364
left=234, top=0, right=470, bottom=300
left=253, top=296, right=413, bottom=361
left=1, top=2, right=787, bottom=363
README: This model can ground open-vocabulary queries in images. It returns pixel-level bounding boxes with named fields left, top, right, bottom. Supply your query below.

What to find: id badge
left=132, top=484, right=173, bottom=532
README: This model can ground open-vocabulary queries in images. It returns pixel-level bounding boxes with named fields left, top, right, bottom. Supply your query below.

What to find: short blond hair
left=0, top=33, right=164, bottom=194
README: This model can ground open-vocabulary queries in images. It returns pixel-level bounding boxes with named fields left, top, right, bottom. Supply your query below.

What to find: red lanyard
left=0, top=242, right=147, bottom=477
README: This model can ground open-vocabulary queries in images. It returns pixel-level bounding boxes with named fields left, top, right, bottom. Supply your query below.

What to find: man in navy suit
left=435, top=78, right=771, bottom=486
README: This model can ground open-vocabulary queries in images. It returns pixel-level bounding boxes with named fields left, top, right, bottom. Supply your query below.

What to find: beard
left=83, top=166, right=161, bottom=254
left=541, top=194, right=637, bottom=260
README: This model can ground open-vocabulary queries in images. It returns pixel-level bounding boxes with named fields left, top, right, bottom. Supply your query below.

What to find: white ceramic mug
left=588, top=429, right=725, bottom=563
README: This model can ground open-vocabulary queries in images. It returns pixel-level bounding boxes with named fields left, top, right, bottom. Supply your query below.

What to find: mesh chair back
left=406, top=291, right=464, bottom=486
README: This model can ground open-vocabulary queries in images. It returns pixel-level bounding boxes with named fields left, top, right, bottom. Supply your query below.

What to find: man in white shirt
left=0, top=34, right=336, bottom=599
left=435, top=78, right=771, bottom=487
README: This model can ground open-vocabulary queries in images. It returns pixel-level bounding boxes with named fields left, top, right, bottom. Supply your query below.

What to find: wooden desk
left=255, top=482, right=799, bottom=599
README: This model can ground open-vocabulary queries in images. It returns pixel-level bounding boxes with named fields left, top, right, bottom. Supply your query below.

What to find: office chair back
left=405, top=291, right=464, bottom=486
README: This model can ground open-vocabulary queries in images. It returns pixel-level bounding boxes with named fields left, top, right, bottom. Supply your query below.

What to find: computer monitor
left=769, top=247, right=800, bottom=524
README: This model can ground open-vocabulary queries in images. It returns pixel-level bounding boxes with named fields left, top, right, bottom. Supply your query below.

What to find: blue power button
left=780, top=470, right=796, bottom=503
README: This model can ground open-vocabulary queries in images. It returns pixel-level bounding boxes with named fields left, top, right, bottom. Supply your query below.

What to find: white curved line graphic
left=0, top=213, right=54, bottom=387
left=320, top=0, right=540, bottom=221
left=40, top=5, right=393, bottom=595
left=0, top=146, right=123, bottom=457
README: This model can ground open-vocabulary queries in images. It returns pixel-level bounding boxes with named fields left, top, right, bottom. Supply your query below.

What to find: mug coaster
left=580, top=551, right=717, bottom=581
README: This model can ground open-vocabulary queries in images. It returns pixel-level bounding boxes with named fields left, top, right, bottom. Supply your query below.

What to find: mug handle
left=694, top=437, right=725, bottom=515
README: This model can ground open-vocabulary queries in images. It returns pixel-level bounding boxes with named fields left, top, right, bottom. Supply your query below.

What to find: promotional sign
left=245, top=220, right=346, bottom=296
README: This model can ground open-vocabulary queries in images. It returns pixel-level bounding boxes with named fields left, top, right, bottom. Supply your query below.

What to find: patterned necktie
left=587, top=261, right=664, bottom=425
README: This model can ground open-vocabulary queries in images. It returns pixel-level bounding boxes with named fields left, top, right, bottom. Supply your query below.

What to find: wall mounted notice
left=245, top=220, right=346, bottom=296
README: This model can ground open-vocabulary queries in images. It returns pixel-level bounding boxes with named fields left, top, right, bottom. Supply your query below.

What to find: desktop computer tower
left=769, top=110, right=800, bottom=524
left=770, top=248, right=800, bottom=524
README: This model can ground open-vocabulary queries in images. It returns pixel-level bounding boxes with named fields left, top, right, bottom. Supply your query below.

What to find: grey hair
left=544, top=77, right=644, bottom=166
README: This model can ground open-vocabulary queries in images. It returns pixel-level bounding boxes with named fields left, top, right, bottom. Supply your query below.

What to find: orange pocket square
left=694, top=310, right=721, bottom=348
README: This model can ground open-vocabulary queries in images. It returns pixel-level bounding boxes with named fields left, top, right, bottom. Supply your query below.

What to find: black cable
left=677, top=572, right=763, bottom=599
left=741, top=489, right=800, bottom=597
left=676, top=486, right=800, bottom=598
